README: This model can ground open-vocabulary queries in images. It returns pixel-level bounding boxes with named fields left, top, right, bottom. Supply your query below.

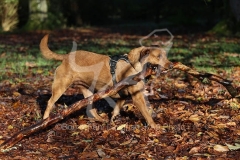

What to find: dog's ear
left=127, top=47, right=146, bottom=72
left=140, top=48, right=150, bottom=60
left=128, top=47, right=144, bottom=64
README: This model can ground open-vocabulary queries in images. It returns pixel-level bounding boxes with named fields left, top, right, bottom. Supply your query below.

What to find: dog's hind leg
left=110, top=99, right=125, bottom=125
left=43, top=67, right=73, bottom=119
left=80, top=87, right=106, bottom=122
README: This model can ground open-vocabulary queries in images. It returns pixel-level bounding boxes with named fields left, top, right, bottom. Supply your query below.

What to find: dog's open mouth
left=143, top=63, right=173, bottom=82
left=146, top=63, right=171, bottom=75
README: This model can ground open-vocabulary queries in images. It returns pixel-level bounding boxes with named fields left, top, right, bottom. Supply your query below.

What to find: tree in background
left=0, top=0, right=19, bottom=31
left=209, top=0, right=240, bottom=35
left=0, top=0, right=239, bottom=34
left=23, top=0, right=48, bottom=30
left=20, top=0, right=65, bottom=30
left=230, top=0, right=240, bottom=22
left=229, top=0, right=240, bottom=33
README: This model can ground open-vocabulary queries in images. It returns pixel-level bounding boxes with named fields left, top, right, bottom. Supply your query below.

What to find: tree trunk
left=0, top=0, right=19, bottom=31
left=230, top=0, right=240, bottom=22
left=25, top=0, right=48, bottom=30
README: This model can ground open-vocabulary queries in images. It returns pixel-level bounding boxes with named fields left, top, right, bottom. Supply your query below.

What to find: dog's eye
left=143, top=49, right=150, bottom=56
left=140, top=49, right=150, bottom=59
left=152, top=65, right=158, bottom=71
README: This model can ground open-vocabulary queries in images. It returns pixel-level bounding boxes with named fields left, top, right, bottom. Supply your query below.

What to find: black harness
left=109, top=54, right=130, bottom=84
left=109, top=54, right=130, bottom=97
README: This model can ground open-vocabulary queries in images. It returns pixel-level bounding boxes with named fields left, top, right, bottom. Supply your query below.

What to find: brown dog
left=40, top=34, right=172, bottom=128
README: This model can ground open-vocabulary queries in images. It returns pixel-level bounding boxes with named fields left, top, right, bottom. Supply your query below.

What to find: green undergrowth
left=169, top=36, right=240, bottom=74
left=0, top=33, right=240, bottom=82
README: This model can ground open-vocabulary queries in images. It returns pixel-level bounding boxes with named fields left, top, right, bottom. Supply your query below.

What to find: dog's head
left=128, top=46, right=173, bottom=73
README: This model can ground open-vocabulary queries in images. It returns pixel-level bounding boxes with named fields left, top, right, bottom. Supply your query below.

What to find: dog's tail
left=40, top=34, right=65, bottom=61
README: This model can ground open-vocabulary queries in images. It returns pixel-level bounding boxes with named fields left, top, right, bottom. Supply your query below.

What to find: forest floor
left=0, top=28, right=240, bottom=159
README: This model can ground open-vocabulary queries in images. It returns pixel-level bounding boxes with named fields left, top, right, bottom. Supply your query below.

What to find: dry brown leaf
left=25, top=62, right=37, bottom=68
left=174, top=81, right=187, bottom=88
left=216, top=123, right=227, bottom=128
left=189, top=146, right=201, bottom=154
left=117, top=124, right=126, bottom=130
left=7, top=125, right=13, bottom=130
left=213, top=144, right=229, bottom=152
left=12, top=92, right=21, bottom=97
left=206, top=131, right=219, bottom=139
left=97, top=148, right=106, bottom=158
left=81, top=151, right=99, bottom=159
left=153, top=138, right=159, bottom=143
left=226, top=122, right=236, bottom=126
left=236, top=130, right=240, bottom=135
left=120, top=139, right=132, bottom=145
left=189, top=114, right=200, bottom=122
left=134, top=128, right=140, bottom=134
left=78, top=124, right=89, bottom=130
left=102, top=130, right=109, bottom=138
left=12, top=100, right=21, bottom=108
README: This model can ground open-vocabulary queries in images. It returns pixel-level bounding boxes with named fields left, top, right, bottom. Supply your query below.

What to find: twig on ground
left=173, top=62, right=239, bottom=98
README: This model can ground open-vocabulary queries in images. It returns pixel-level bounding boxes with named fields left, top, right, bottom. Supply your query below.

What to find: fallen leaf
left=81, top=151, right=98, bottom=159
left=176, top=156, right=188, bottom=160
left=0, top=140, right=4, bottom=145
left=0, top=52, right=6, bottom=58
left=216, top=123, right=227, bottom=128
left=102, top=130, right=109, bottom=138
left=189, top=146, right=201, bottom=154
left=78, top=124, right=89, bottom=130
left=13, top=92, right=21, bottom=97
left=236, top=130, right=240, bottom=135
left=12, top=100, right=21, bottom=108
left=213, top=144, right=229, bottom=152
left=134, top=128, right=140, bottom=134
left=189, top=114, right=200, bottom=122
left=8, top=125, right=13, bottom=130
left=97, top=148, right=106, bottom=158
left=117, top=124, right=126, bottom=130
left=71, top=132, right=79, bottom=136
left=225, top=143, right=240, bottom=151
left=226, top=122, right=236, bottom=126
left=25, top=61, right=37, bottom=68
left=153, top=138, right=159, bottom=143
left=120, top=139, right=132, bottom=145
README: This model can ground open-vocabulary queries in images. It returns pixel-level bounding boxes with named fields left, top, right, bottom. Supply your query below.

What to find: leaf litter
left=0, top=29, right=240, bottom=159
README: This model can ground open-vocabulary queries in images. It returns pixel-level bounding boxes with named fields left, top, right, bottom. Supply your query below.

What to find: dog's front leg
left=128, top=82, right=157, bottom=129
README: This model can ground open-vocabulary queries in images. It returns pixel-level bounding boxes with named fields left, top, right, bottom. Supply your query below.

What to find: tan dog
left=40, top=34, right=172, bottom=128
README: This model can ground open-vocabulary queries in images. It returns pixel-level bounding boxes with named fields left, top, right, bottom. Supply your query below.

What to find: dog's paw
left=110, top=114, right=120, bottom=126
left=149, top=122, right=157, bottom=129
